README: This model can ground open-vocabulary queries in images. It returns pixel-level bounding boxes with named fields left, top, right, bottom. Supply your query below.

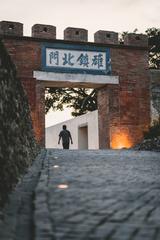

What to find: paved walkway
left=0, top=149, right=160, bottom=240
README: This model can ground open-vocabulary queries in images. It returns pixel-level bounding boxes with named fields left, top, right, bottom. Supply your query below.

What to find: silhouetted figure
left=58, top=125, right=73, bottom=149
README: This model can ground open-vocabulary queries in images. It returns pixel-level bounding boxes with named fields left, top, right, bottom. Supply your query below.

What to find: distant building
left=45, top=110, right=99, bottom=149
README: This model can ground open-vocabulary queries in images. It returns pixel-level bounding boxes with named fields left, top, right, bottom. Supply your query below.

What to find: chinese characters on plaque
left=46, top=48, right=108, bottom=72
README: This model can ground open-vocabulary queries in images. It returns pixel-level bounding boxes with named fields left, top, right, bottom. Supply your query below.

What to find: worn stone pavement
left=0, top=149, right=160, bottom=240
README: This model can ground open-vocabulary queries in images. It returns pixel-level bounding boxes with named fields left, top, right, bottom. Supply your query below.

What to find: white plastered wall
left=45, top=110, right=99, bottom=149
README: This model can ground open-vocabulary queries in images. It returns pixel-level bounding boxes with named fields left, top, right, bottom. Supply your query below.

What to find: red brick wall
left=97, top=86, right=110, bottom=149
left=109, top=48, right=150, bottom=148
left=2, top=36, right=150, bottom=148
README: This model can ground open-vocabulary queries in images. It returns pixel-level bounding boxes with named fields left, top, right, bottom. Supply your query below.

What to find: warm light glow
left=111, top=132, right=132, bottom=149
left=57, top=184, right=68, bottom=189
left=53, top=165, right=59, bottom=168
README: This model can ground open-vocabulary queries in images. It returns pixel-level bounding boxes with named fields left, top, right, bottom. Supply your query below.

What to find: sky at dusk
left=0, top=0, right=160, bottom=41
left=0, top=0, right=159, bottom=127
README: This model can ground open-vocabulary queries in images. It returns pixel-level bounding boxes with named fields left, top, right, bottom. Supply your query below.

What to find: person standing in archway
left=58, top=125, right=73, bottom=149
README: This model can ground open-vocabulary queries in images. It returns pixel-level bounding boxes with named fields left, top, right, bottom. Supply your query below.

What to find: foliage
left=119, top=28, right=138, bottom=44
left=146, top=27, right=160, bottom=69
left=146, top=28, right=160, bottom=121
left=151, top=85, right=160, bottom=116
left=45, top=87, right=97, bottom=116
left=144, top=120, right=160, bottom=139
left=119, top=28, right=160, bottom=69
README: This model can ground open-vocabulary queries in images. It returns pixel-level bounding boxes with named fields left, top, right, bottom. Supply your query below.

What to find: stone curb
left=34, top=150, right=55, bottom=240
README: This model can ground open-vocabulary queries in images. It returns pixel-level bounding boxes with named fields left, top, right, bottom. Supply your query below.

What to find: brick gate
left=0, top=21, right=150, bottom=148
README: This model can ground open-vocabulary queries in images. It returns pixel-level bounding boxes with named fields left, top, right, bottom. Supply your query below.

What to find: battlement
left=94, top=30, right=118, bottom=44
left=64, top=27, right=88, bottom=42
left=0, top=21, right=23, bottom=36
left=124, top=33, right=148, bottom=47
left=0, top=20, right=148, bottom=47
left=32, top=24, right=56, bottom=39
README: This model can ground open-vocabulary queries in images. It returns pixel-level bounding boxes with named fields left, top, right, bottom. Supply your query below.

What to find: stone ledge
left=33, top=71, right=119, bottom=88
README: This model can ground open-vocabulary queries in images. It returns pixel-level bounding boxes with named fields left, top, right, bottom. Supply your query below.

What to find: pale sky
left=1, top=0, right=160, bottom=40
left=0, top=0, right=159, bottom=127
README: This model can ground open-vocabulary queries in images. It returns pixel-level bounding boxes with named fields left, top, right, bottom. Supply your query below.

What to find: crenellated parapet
left=124, top=33, right=148, bottom=47
left=32, top=24, right=56, bottom=39
left=0, top=21, right=23, bottom=36
left=0, top=20, right=148, bottom=47
left=94, top=30, right=118, bottom=44
left=64, top=27, right=88, bottom=42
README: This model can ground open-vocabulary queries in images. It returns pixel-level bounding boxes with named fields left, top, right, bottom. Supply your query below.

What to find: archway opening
left=45, top=87, right=99, bottom=150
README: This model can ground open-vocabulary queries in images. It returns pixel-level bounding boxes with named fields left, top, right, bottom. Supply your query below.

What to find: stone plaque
left=42, top=43, right=111, bottom=75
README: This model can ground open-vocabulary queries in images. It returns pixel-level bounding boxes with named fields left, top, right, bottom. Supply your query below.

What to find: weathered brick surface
left=109, top=47, right=150, bottom=147
left=94, top=30, right=118, bottom=44
left=98, top=86, right=114, bottom=148
left=32, top=24, right=56, bottom=39
left=0, top=21, right=23, bottom=36
left=124, top=33, right=148, bottom=47
left=64, top=27, right=88, bottom=42
left=1, top=34, right=150, bottom=148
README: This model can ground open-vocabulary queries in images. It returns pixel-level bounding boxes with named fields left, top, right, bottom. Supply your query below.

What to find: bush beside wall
left=0, top=40, right=38, bottom=206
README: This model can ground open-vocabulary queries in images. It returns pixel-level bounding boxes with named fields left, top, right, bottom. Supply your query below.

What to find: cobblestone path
left=0, top=149, right=160, bottom=240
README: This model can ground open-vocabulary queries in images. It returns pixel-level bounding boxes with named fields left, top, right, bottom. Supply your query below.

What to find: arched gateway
left=0, top=21, right=150, bottom=149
